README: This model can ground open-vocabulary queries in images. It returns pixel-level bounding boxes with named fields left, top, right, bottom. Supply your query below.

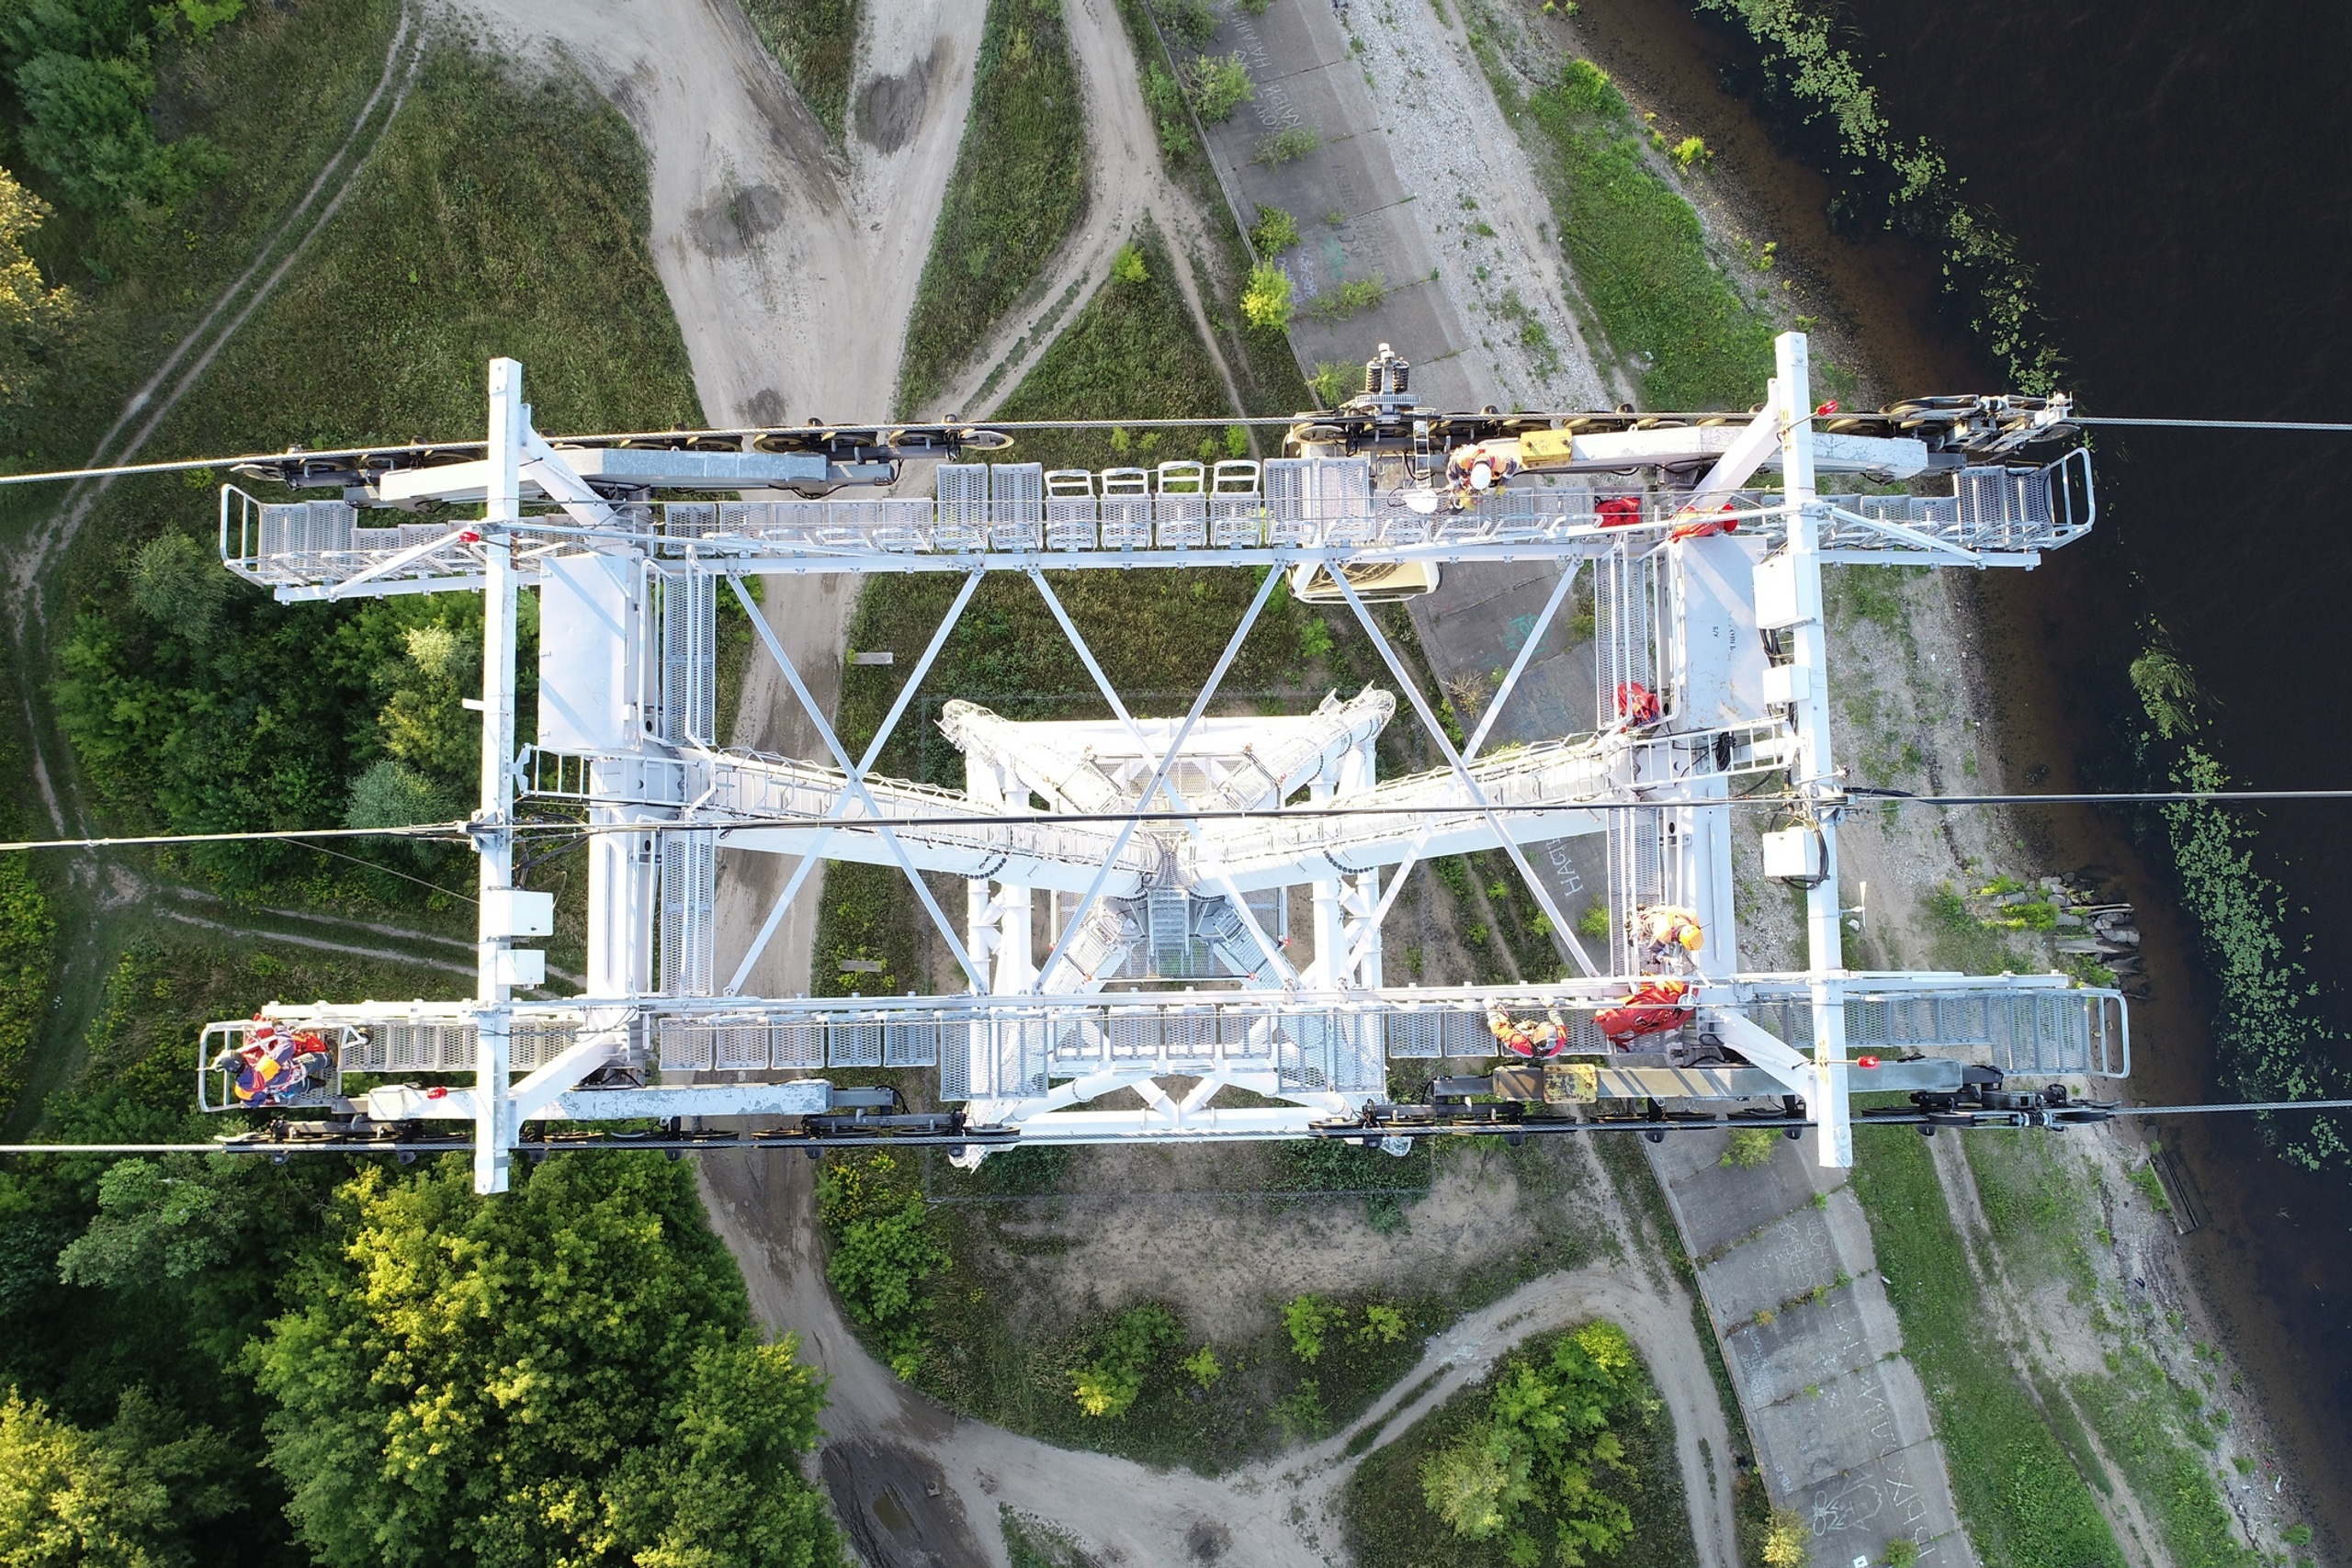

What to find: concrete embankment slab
left=1696, top=1188, right=1876, bottom=1325
left=1723, top=1275, right=1903, bottom=1406
left=1649, top=1133, right=1973, bottom=1568
left=1198, top=0, right=1478, bottom=405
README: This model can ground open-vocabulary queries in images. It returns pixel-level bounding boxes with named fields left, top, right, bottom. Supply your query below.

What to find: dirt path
left=920, top=0, right=1248, bottom=424
left=699, top=1147, right=1743, bottom=1568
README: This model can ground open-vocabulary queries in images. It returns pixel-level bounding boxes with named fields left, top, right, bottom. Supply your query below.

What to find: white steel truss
left=200, top=338, right=2120, bottom=1190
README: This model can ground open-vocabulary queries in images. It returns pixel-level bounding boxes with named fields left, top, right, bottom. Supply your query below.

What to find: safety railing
left=220, top=452, right=2094, bottom=596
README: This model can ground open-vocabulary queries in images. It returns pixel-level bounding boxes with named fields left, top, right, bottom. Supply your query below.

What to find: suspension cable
left=16, top=783, right=2352, bottom=855
left=2, top=411, right=2346, bottom=490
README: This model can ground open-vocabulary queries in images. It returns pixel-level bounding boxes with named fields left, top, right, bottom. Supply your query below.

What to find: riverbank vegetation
left=894, top=0, right=1087, bottom=414
left=1850, top=1122, right=2125, bottom=1568
left=2123, top=635, right=2346, bottom=1169
left=1687, top=0, right=2058, bottom=393
left=1456, top=15, right=1772, bottom=407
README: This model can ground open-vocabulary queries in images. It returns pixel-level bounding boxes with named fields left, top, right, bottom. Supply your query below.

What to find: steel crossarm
left=1018, top=567, right=1298, bottom=987
left=722, top=570, right=984, bottom=994
left=727, top=573, right=989, bottom=991
left=1327, top=562, right=1600, bottom=978
left=1343, top=558, right=1584, bottom=975
left=1030, top=565, right=1284, bottom=993
left=1819, top=502, right=1983, bottom=567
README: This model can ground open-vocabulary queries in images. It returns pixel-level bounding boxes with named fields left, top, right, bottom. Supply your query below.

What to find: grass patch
left=1001, top=1507, right=1095, bottom=1568
left=1343, top=1323, right=1697, bottom=1568
left=738, top=0, right=859, bottom=141
left=1850, top=1117, right=2123, bottom=1568
left=2070, top=1358, right=2257, bottom=1568
left=46, top=46, right=702, bottom=897
left=896, top=0, right=1086, bottom=414
left=1476, top=51, right=1772, bottom=408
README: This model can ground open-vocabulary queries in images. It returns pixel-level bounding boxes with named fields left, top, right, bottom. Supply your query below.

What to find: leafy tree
left=0, top=163, right=71, bottom=402
left=250, top=1155, right=841, bottom=1568
left=0, top=1385, right=239, bottom=1568
left=1067, top=1304, right=1179, bottom=1418
left=54, top=1155, right=253, bottom=1287
left=1760, top=1506, right=1810, bottom=1566
left=816, top=1153, right=945, bottom=1379
left=1, top=0, right=236, bottom=214
left=1419, top=1322, right=1643, bottom=1566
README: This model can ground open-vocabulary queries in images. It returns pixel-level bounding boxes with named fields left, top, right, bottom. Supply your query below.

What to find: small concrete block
left=1724, top=1274, right=1904, bottom=1407
left=1751, top=1356, right=1939, bottom=1497
left=1796, top=1437, right=1975, bottom=1568
left=1697, top=1188, right=1875, bottom=1325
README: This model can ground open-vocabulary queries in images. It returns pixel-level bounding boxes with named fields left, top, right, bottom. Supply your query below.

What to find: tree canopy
left=249, top=1155, right=841, bottom=1568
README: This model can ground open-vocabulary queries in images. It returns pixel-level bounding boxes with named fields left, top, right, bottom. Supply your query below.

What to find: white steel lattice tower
left=197, top=340, right=2124, bottom=1191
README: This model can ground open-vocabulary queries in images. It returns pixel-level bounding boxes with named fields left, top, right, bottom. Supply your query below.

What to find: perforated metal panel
left=658, top=830, right=718, bottom=995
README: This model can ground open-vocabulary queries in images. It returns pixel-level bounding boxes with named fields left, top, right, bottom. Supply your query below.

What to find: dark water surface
left=1582, top=0, right=2352, bottom=1549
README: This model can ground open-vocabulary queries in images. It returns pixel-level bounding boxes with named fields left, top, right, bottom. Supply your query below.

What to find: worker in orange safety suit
left=210, top=1018, right=331, bottom=1107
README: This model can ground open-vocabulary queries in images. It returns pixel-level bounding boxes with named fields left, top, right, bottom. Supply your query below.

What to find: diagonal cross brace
left=1030, top=566, right=1284, bottom=993
left=728, top=573, right=989, bottom=991
left=1021, top=568, right=1299, bottom=988
left=1328, top=563, right=1600, bottom=978
left=1344, top=558, right=1585, bottom=975
left=721, top=570, right=983, bottom=995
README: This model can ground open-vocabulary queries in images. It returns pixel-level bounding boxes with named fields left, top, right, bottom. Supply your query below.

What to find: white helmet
left=1469, top=459, right=1494, bottom=491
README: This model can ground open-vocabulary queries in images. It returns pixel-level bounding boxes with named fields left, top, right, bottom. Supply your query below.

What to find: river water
left=1577, top=0, right=2352, bottom=1551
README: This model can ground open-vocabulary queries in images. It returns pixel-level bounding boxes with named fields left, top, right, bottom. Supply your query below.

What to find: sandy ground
left=700, top=1139, right=1744, bottom=1568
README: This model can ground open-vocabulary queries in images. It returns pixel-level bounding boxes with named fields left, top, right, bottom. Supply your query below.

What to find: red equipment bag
left=1596, top=496, right=1643, bottom=528
left=1597, top=981, right=1692, bottom=1045
left=1668, top=503, right=1740, bottom=542
left=1615, top=682, right=1660, bottom=725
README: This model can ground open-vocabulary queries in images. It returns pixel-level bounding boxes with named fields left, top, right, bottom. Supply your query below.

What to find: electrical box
left=482, top=888, right=556, bottom=938
left=1752, top=553, right=1819, bottom=630
left=494, top=949, right=547, bottom=987
left=1762, top=826, right=1824, bottom=884
left=1761, top=662, right=1809, bottom=705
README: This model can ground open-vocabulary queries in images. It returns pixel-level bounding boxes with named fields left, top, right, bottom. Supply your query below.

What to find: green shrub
left=1358, top=1303, right=1407, bottom=1345
left=1241, top=261, right=1294, bottom=331
left=1576, top=902, right=1611, bottom=939
left=1112, top=241, right=1148, bottom=284
left=1272, top=1380, right=1327, bottom=1443
left=1250, top=202, right=1301, bottom=255
left=1069, top=1303, right=1181, bottom=1417
left=1153, top=0, right=1218, bottom=45
left=1307, top=360, right=1351, bottom=404
left=1252, top=125, right=1321, bottom=164
left=1300, top=616, right=1334, bottom=659
left=0, top=858, right=55, bottom=1109
left=1761, top=1507, right=1810, bottom=1566
left=1671, top=134, right=1709, bottom=169
left=1182, top=1346, right=1223, bottom=1387
left=1303, top=274, right=1385, bottom=322
left=1722, top=1127, right=1779, bottom=1168
left=1283, top=1293, right=1337, bottom=1362
left=1182, top=51, right=1253, bottom=119
left=819, top=1154, right=947, bottom=1378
